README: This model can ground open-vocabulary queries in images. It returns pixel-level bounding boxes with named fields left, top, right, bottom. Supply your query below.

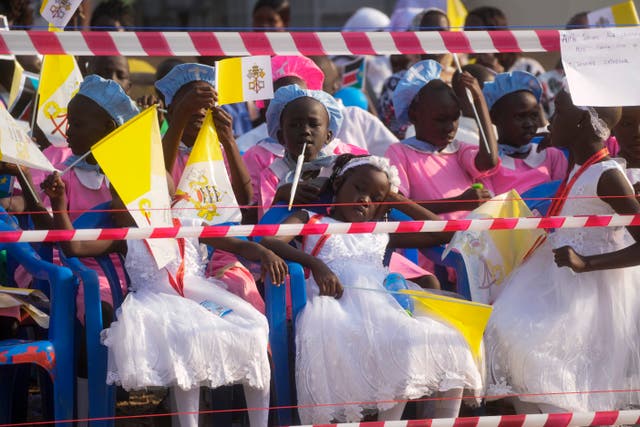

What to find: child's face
left=253, top=6, right=285, bottom=30
left=278, top=97, right=332, bottom=161
left=614, top=107, right=640, bottom=162
left=333, top=166, right=390, bottom=223
left=493, top=91, right=540, bottom=147
left=66, top=95, right=115, bottom=160
left=168, top=80, right=213, bottom=147
left=88, top=56, right=131, bottom=94
left=549, top=90, right=583, bottom=149
left=410, top=86, right=461, bottom=148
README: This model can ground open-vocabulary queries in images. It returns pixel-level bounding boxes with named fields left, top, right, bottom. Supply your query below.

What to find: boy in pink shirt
left=386, top=60, right=500, bottom=220
left=481, top=70, right=567, bottom=195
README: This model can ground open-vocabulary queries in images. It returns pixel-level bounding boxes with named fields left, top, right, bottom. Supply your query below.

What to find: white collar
left=500, top=148, right=547, bottom=171
left=73, top=168, right=106, bottom=190
left=401, top=137, right=460, bottom=155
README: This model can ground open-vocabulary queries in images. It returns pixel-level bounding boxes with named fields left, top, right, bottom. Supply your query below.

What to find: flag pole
left=17, top=166, right=41, bottom=206
left=29, top=93, right=39, bottom=138
left=453, top=53, right=491, bottom=155
left=59, top=151, right=91, bottom=176
left=288, top=143, right=307, bottom=211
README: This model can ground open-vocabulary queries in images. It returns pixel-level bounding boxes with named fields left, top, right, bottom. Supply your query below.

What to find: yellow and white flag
left=172, top=110, right=242, bottom=224
left=40, top=0, right=83, bottom=29
left=37, top=54, right=83, bottom=147
left=0, top=103, right=56, bottom=172
left=587, top=0, right=639, bottom=27
left=401, top=290, right=492, bottom=363
left=443, top=190, right=544, bottom=305
left=91, top=106, right=178, bottom=269
left=216, top=56, right=274, bottom=105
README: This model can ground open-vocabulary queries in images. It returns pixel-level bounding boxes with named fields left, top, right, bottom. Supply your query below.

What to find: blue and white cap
left=154, top=63, right=216, bottom=106
left=78, top=74, right=139, bottom=125
left=392, top=59, right=442, bottom=123
left=482, top=70, right=542, bottom=111
left=266, top=84, right=343, bottom=141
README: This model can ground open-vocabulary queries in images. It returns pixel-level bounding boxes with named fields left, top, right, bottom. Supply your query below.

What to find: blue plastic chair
left=59, top=201, right=126, bottom=427
left=521, top=180, right=561, bottom=217
left=0, top=221, right=77, bottom=426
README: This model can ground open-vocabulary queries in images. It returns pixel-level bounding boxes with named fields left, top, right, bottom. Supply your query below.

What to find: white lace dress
left=486, top=160, right=640, bottom=412
left=102, top=231, right=270, bottom=393
left=296, top=214, right=483, bottom=424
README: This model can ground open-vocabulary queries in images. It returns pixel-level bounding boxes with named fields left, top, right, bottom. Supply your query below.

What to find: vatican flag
left=587, top=0, right=639, bottom=27
left=216, top=56, right=274, bottom=105
left=443, top=190, right=544, bottom=305
left=0, top=103, right=56, bottom=172
left=91, top=106, right=178, bottom=269
left=172, top=110, right=242, bottom=224
left=36, top=54, right=83, bottom=147
left=401, top=289, right=492, bottom=363
left=40, top=0, right=84, bottom=29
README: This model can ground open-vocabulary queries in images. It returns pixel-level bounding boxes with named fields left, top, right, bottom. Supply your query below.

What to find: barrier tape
left=0, top=29, right=561, bottom=56
left=2, top=213, right=640, bottom=243
left=288, top=409, right=640, bottom=427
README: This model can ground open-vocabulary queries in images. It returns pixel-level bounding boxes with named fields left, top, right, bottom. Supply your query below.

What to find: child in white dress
left=42, top=174, right=288, bottom=427
left=486, top=87, right=640, bottom=413
left=261, top=154, right=483, bottom=424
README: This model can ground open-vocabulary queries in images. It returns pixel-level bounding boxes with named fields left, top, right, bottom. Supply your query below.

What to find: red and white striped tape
left=288, top=409, right=640, bottom=427
left=0, top=29, right=561, bottom=56
left=2, top=213, right=639, bottom=243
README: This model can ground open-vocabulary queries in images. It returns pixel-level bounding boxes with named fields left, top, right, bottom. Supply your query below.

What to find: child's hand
left=553, top=245, right=589, bottom=272
left=41, top=172, right=66, bottom=205
left=137, top=94, right=165, bottom=122
left=275, top=182, right=322, bottom=205
left=211, top=107, right=235, bottom=146
left=171, top=85, right=217, bottom=124
left=310, top=260, right=343, bottom=299
left=455, top=186, right=491, bottom=211
left=259, top=248, right=288, bottom=285
left=454, top=71, right=483, bottom=102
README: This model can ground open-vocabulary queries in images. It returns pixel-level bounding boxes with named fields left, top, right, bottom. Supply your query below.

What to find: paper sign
left=560, top=28, right=640, bottom=106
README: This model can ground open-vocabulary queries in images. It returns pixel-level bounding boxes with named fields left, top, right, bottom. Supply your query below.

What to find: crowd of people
left=2, top=0, right=640, bottom=426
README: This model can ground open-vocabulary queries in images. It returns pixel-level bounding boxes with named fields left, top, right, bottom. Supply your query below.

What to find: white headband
left=338, top=156, right=401, bottom=193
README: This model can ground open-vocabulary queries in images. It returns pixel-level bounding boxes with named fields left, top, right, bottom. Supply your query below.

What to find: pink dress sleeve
left=385, top=144, right=411, bottom=197
left=258, top=167, right=280, bottom=219
left=547, top=147, right=569, bottom=181
left=457, top=143, right=501, bottom=181
left=243, top=145, right=277, bottom=205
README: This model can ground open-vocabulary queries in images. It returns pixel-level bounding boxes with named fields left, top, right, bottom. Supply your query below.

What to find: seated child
left=261, top=154, right=482, bottom=423
left=42, top=173, right=283, bottom=427
left=385, top=59, right=500, bottom=220
left=481, top=70, right=567, bottom=195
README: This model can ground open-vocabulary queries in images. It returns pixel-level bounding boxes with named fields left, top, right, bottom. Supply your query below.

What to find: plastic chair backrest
left=521, top=180, right=561, bottom=217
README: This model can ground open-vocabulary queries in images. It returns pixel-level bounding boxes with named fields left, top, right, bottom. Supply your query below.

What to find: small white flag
left=40, top=0, right=83, bottom=29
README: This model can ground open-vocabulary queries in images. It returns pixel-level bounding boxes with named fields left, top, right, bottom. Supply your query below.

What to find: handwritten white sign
left=560, top=28, right=640, bottom=106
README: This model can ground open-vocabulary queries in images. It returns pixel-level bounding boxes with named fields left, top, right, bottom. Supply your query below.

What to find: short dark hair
left=252, top=0, right=290, bottom=23
left=465, top=6, right=508, bottom=29
left=90, top=0, right=133, bottom=28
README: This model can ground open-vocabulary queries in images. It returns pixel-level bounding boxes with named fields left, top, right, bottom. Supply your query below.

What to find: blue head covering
left=392, top=59, right=442, bottom=123
left=77, top=75, right=139, bottom=126
left=482, top=70, right=542, bottom=111
left=154, top=63, right=216, bottom=106
left=266, top=84, right=343, bottom=141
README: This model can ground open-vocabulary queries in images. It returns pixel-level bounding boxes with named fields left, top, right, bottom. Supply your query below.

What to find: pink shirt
left=243, top=140, right=284, bottom=205
left=483, top=147, right=568, bottom=196
left=257, top=140, right=368, bottom=217
left=386, top=139, right=499, bottom=220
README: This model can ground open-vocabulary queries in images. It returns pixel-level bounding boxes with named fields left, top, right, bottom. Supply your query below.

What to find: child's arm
left=211, top=107, right=253, bottom=206
left=260, top=211, right=344, bottom=298
left=454, top=72, right=500, bottom=171
left=199, top=236, right=288, bottom=285
left=161, top=85, right=217, bottom=175
left=42, top=173, right=124, bottom=258
left=385, top=192, right=454, bottom=248
left=273, top=182, right=323, bottom=205
left=554, top=168, right=640, bottom=272
left=417, top=186, right=492, bottom=214
left=0, top=162, right=53, bottom=228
